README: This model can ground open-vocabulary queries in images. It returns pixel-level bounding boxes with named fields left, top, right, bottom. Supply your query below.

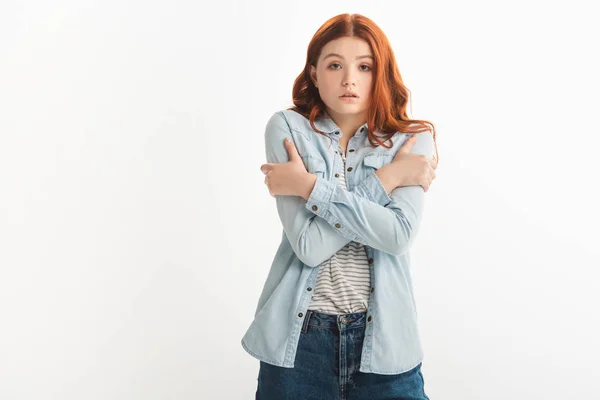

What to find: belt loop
left=301, top=310, right=313, bottom=333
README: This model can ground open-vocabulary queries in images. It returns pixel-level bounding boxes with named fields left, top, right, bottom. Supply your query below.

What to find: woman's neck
left=324, top=108, right=367, bottom=140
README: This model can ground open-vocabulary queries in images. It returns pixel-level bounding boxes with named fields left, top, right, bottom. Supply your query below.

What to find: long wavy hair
left=288, top=13, right=438, bottom=160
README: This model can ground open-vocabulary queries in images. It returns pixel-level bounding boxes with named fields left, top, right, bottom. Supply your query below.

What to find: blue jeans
left=256, top=309, right=431, bottom=400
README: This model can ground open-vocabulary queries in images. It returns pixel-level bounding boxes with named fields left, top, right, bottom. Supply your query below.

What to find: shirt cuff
left=305, top=175, right=336, bottom=216
left=356, top=170, right=393, bottom=206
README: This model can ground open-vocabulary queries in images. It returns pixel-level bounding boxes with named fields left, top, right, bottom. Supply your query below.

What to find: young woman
left=242, top=13, right=439, bottom=400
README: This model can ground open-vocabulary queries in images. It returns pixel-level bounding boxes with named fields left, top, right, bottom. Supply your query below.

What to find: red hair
left=288, top=13, right=438, bottom=160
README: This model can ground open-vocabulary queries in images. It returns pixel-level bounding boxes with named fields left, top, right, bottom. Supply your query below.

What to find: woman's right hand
left=390, top=134, right=437, bottom=192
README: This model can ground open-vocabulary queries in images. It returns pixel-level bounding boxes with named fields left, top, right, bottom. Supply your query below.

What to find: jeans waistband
left=302, top=309, right=367, bottom=332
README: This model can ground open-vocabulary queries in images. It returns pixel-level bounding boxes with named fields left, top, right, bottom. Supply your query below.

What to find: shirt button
left=370, top=287, right=374, bottom=293
left=360, top=127, right=365, bottom=133
left=347, top=167, right=353, bottom=172
left=298, top=312, right=303, bottom=318
left=368, top=258, right=373, bottom=264
left=367, top=316, right=372, bottom=322
left=349, top=149, right=355, bottom=152
left=335, top=223, right=341, bottom=228
left=307, top=287, right=312, bottom=291
left=335, top=173, right=340, bottom=178
left=334, top=131, right=340, bottom=135
left=312, top=205, right=318, bottom=211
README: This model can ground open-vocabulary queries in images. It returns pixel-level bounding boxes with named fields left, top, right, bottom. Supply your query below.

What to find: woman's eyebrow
left=323, top=53, right=374, bottom=61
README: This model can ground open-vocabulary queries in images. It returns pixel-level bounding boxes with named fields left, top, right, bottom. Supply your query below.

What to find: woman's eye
left=329, top=63, right=372, bottom=71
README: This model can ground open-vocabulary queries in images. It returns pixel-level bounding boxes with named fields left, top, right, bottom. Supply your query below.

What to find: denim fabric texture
left=241, top=109, right=435, bottom=374
left=255, top=310, right=431, bottom=400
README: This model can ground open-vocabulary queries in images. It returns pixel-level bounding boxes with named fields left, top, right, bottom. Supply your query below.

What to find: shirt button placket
left=368, top=256, right=374, bottom=323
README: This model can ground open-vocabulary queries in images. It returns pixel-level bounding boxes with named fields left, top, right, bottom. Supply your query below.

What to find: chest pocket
left=302, top=156, right=327, bottom=179
left=362, top=152, right=395, bottom=170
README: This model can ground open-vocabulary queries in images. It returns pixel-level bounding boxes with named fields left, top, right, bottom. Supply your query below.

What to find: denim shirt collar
left=313, top=111, right=370, bottom=138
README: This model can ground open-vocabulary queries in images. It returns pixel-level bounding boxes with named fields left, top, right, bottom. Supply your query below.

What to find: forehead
left=319, top=37, right=372, bottom=59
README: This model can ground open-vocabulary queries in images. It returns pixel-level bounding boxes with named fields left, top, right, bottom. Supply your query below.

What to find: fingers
left=419, top=165, right=435, bottom=192
left=421, top=178, right=431, bottom=192
left=284, top=138, right=301, bottom=161
left=424, top=168, right=435, bottom=192
left=260, top=163, right=273, bottom=174
left=264, top=172, right=275, bottom=197
left=423, top=156, right=437, bottom=190
left=429, top=156, right=438, bottom=170
left=397, top=134, right=418, bottom=154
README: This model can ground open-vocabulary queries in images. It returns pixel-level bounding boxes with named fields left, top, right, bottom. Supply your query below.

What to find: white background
left=1, top=1, right=599, bottom=399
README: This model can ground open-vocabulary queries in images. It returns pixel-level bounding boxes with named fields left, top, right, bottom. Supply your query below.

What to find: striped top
left=307, top=149, right=372, bottom=315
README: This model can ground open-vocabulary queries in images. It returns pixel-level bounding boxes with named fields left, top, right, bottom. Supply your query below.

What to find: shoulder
left=265, top=109, right=297, bottom=129
left=407, top=127, right=435, bottom=157
left=266, top=109, right=316, bottom=141
left=264, top=109, right=307, bottom=140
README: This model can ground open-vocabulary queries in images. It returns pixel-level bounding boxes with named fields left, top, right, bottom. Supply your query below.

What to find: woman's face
left=310, top=36, right=374, bottom=120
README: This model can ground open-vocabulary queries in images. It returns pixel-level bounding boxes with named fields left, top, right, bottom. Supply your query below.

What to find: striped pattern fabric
left=307, top=150, right=371, bottom=314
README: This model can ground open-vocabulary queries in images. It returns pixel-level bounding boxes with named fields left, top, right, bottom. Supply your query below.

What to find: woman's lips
left=339, top=96, right=359, bottom=102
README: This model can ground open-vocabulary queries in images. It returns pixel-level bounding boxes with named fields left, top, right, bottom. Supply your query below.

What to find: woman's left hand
left=260, top=138, right=314, bottom=198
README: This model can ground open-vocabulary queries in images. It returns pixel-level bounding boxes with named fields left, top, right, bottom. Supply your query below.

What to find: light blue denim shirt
left=241, top=109, right=435, bottom=374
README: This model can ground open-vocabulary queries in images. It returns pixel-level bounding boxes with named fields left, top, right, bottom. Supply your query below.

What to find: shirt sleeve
left=304, top=128, right=435, bottom=257
left=264, top=111, right=434, bottom=265
left=265, top=111, right=396, bottom=267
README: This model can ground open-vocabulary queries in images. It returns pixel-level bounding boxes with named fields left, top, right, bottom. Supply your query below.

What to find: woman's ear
left=309, top=65, right=318, bottom=88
